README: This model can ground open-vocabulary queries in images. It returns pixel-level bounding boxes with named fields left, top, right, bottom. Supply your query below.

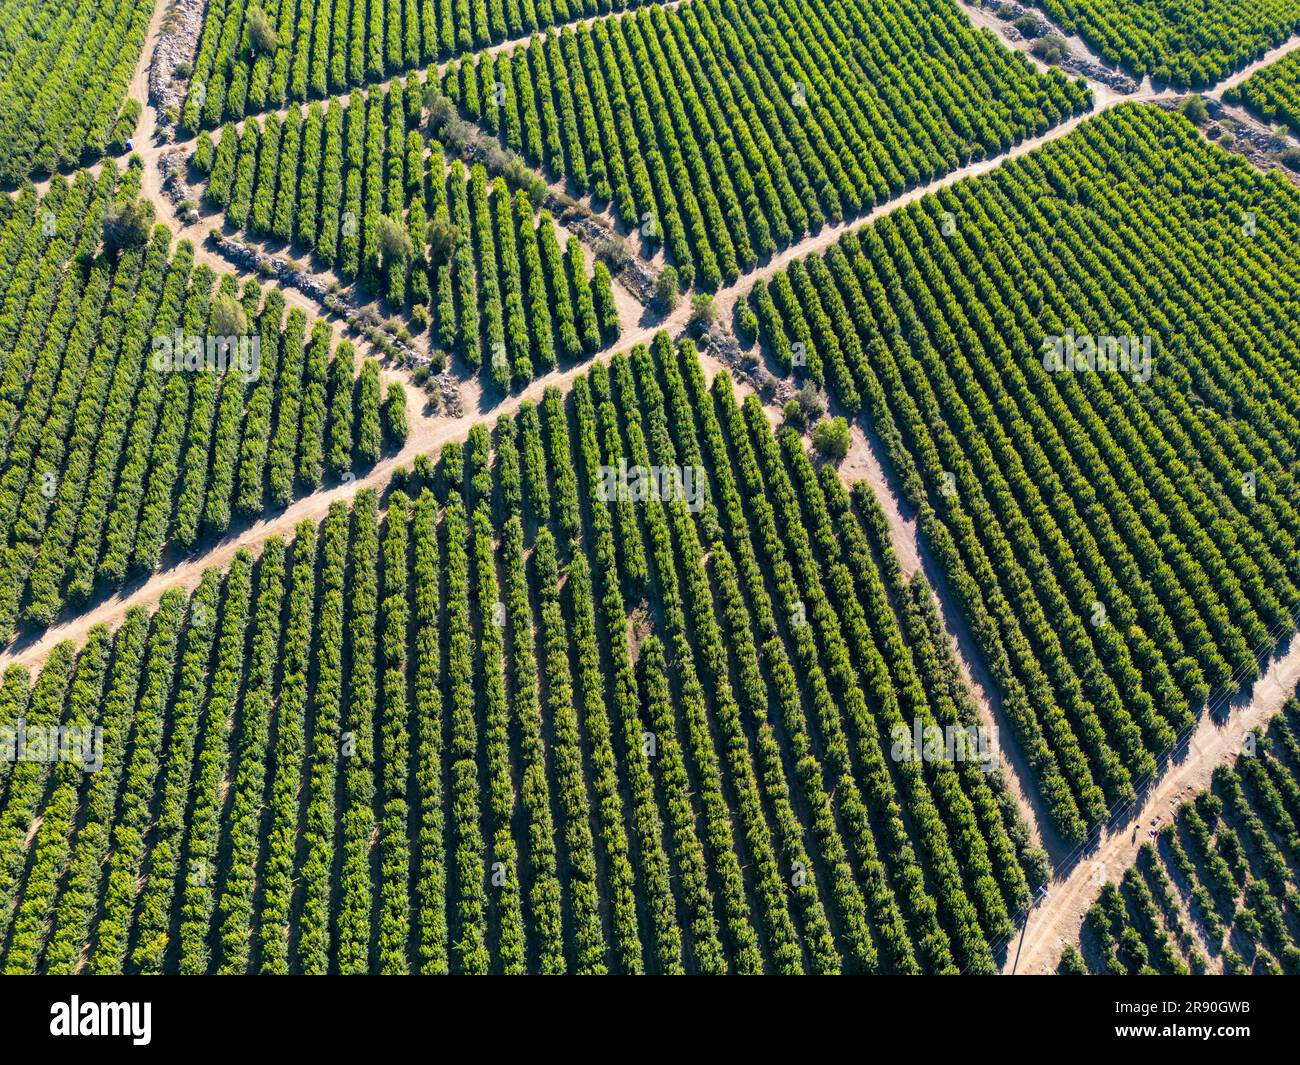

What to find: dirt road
left=1206, top=33, right=1300, bottom=99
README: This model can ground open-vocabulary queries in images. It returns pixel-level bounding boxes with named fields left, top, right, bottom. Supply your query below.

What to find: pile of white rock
left=148, top=0, right=206, bottom=131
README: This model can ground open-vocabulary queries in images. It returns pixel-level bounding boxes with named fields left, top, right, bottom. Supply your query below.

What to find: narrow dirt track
left=1207, top=33, right=1300, bottom=98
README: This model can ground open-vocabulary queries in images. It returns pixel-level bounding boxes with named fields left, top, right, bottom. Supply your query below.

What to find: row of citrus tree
left=196, top=81, right=619, bottom=384
left=746, top=103, right=1300, bottom=841
left=0, top=334, right=1045, bottom=973
left=0, top=163, right=406, bottom=641
left=181, top=0, right=662, bottom=132
left=1064, top=693, right=1300, bottom=975
left=441, top=0, right=1089, bottom=290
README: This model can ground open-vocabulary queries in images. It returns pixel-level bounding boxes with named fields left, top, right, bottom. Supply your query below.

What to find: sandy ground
left=130, top=0, right=172, bottom=134
left=840, top=423, right=922, bottom=577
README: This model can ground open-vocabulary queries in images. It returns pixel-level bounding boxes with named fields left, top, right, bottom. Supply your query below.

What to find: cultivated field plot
left=749, top=103, right=1300, bottom=843
left=181, top=0, right=663, bottom=130
left=0, top=337, right=1047, bottom=974
left=1033, top=0, right=1300, bottom=86
left=1062, top=694, right=1300, bottom=975
left=1226, top=47, right=1300, bottom=134
left=0, top=0, right=151, bottom=184
left=7, top=0, right=1300, bottom=1005
left=196, top=87, right=620, bottom=381
left=441, top=0, right=1090, bottom=289
left=0, top=164, right=405, bottom=640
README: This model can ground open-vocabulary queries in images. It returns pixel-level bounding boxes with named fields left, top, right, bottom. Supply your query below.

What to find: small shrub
left=245, top=8, right=278, bottom=56
left=209, top=293, right=249, bottom=337
left=688, top=293, right=715, bottom=334
left=1013, top=14, right=1044, bottom=38
left=376, top=216, right=412, bottom=267
left=383, top=382, right=409, bottom=446
left=1030, top=35, right=1069, bottom=64
left=102, top=200, right=155, bottom=258
left=655, top=265, right=679, bottom=312
left=794, top=382, right=825, bottom=424
left=427, top=216, right=457, bottom=261
left=596, top=237, right=630, bottom=270
left=812, top=416, right=851, bottom=462
left=1180, top=95, right=1209, bottom=125
left=1276, top=145, right=1300, bottom=171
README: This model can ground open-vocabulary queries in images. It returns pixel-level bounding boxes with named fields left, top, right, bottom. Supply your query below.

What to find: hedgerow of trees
left=0, top=0, right=151, bottom=184
left=0, top=336, right=1046, bottom=973
left=195, top=81, right=620, bottom=383
left=748, top=103, right=1300, bottom=842
left=439, top=0, right=1090, bottom=290
left=0, top=165, right=405, bottom=639
left=1066, top=695, right=1300, bottom=975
